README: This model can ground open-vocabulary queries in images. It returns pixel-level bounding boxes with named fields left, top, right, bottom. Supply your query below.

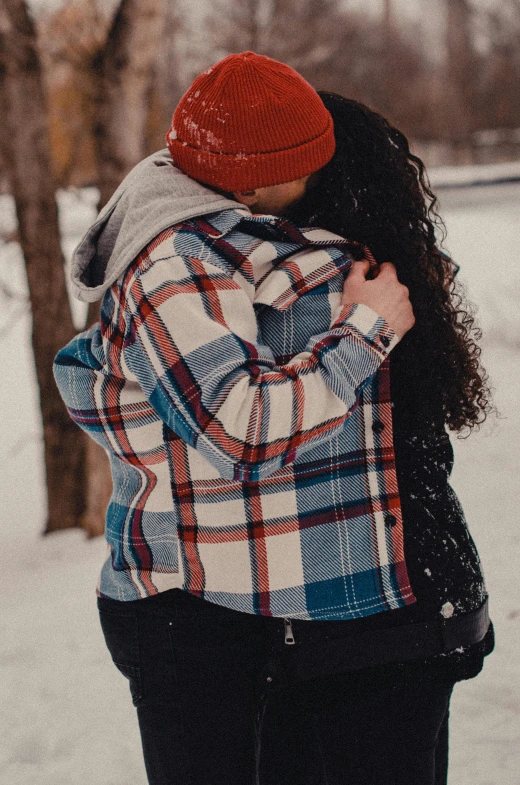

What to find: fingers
left=347, top=259, right=371, bottom=280
left=378, top=262, right=398, bottom=278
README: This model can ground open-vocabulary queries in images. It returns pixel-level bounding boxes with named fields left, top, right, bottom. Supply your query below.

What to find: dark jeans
left=98, top=588, right=455, bottom=785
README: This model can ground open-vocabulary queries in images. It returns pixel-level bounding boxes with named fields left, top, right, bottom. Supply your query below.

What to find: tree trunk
left=93, top=0, right=165, bottom=208
left=80, top=0, right=165, bottom=536
left=0, top=0, right=86, bottom=532
left=445, top=0, right=478, bottom=138
left=383, top=0, right=393, bottom=30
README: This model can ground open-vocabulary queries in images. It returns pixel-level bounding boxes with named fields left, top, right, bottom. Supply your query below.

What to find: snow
left=429, top=159, right=520, bottom=189
left=1, top=174, right=519, bottom=784
left=441, top=601, right=455, bottom=619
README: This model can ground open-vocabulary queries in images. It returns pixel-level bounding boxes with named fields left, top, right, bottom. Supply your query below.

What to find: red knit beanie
left=166, top=51, right=335, bottom=191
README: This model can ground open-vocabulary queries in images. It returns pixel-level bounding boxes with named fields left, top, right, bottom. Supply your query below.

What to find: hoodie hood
left=70, top=149, right=246, bottom=302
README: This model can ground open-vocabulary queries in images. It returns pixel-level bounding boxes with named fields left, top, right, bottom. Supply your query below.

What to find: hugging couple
left=54, top=51, right=493, bottom=784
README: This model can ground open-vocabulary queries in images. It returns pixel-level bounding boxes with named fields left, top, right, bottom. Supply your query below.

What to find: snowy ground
left=0, top=173, right=519, bottom=784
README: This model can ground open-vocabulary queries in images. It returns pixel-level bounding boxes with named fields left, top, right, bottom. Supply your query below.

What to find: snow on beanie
left=166, top=51, right=335, bottom=191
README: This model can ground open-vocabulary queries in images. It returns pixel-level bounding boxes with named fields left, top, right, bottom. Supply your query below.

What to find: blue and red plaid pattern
left=54, top=210, right=415, bottom=618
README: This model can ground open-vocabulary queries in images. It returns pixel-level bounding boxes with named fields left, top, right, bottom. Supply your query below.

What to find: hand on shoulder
left=342, top=260, right=415, bottom=339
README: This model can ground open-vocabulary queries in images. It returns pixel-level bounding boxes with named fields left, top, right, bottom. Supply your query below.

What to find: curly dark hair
left=287, top=92, right=493, bottom=433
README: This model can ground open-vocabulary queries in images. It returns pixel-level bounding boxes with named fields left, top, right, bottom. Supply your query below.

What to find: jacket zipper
left=284, top=617, right=295, bottom=645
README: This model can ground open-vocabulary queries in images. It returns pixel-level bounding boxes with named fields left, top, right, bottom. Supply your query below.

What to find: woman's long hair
left=288, top=92, right=492, bottom=433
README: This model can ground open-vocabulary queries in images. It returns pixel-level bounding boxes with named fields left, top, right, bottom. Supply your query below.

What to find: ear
left=232, top=190, right=259, bottom=207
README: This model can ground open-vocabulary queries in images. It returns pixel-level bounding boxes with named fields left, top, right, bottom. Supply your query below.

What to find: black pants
left=98, top=589, right=455, bottom=785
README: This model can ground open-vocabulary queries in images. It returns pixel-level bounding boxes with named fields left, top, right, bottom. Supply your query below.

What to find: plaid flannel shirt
left=54, top=209, right=416, bottom=619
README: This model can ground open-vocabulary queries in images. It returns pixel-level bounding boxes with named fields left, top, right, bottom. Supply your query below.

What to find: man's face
left=232, top=174, right=312, bottom=216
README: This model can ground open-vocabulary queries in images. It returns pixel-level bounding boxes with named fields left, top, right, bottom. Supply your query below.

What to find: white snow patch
left=203, top=129, right=222, bottom=149
left=429, top=159, right=520, bottom=188
left=441, top=601, right=455, bottom=619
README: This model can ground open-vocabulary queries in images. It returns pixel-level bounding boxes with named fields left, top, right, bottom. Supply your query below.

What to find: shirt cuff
left=331, top=302, right=400, bottom=355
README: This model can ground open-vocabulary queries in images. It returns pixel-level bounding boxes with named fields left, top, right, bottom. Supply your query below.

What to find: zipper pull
left=284, top=617, right=295, bottom=645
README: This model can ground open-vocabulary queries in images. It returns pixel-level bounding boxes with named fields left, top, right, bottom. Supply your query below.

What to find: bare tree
left=200, top=0, right=436, bottom=140
left=151, top=1, right=184, bottom=144
left=382, top=0, right=393, bottom=31
left=202, top=0, right=362, bottom=88
left=79, top=0, right=166, bottom=536
left=0, top=0, right=167, bottom=538
left=478, top=2, right=520, bottom=131
left=38, top=0, right=108, bottom=189
left=37, top=0, right=178, bottom=191
left=217, top=0, right=267, bottom=52
left=0, top=0, right=86, bottom=533
left=92, top=0, right=166, bottom=208
left=444, top=0, right=480, bottom=139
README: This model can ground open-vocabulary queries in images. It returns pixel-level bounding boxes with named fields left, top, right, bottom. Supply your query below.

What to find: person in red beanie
left=167, top=51, right=335, bottom=191
left=54, top=51, right=492, bottom=784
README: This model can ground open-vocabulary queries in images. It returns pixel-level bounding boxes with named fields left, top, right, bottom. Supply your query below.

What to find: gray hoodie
left=70, top=149, right=246, bottom=303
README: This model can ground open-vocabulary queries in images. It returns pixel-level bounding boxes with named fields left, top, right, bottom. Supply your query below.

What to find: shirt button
left=372, top=420, right=385, bottom=433
left=385, top=514, right=397, bottom=528
left=380, top=335, right=391, bottom=348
